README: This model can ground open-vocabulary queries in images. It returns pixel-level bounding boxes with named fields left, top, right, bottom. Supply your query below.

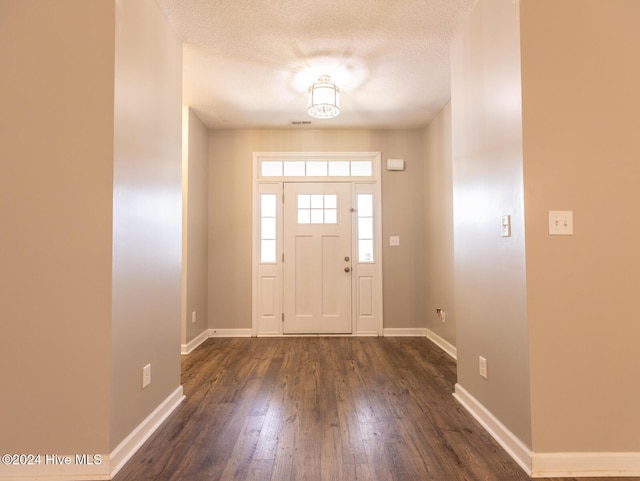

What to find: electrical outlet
left=142, top=364, right=151, bottom=388
left=479, top=356, right=488, bottom=379
left=192, top=311, right=197, bottom=324
left=436, top=308, right=446, bottom=323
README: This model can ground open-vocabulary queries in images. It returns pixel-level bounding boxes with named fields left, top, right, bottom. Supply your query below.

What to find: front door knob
left=344, top=267, right=351, bottom=273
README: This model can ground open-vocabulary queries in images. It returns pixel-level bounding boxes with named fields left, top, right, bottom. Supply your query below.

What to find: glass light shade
left=307, top=75, right=340, bottom=119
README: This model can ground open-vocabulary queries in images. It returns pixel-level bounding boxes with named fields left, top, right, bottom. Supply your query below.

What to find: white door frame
left=252, top=152, right=383, bottom=337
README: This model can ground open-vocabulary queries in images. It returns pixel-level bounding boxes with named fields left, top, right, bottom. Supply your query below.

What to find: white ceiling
left=155, top=0, right=476, bottom=130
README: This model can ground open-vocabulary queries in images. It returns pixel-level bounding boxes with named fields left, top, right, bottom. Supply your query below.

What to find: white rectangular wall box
left=501, top=215, right=511, bottom=237
left=142, top=364, right=151, bottom=388
left=479, top=356, right=488, bottom=379
left=386, top=159, right=405, bottom=171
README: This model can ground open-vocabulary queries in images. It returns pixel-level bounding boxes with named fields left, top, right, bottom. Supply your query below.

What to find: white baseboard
left=383, top=328, right=427, bottom=337
left=531, top=452, right=640, bottom=478
left=453, top=384, right=640, bottom=478
left=453, top=383, right=532, bottom=475
left=181, top=329, right=210, bottom=355
left=210, top=328, right=252, bottom=338
left=0, top=387, right=184, bottom=481
left=354, top=331, right=379, bottom=337
left=205, top=329, right=379, bottom=338
left=182, top=329, right=252, bottom=353
left=426, top=328, right=457, bottom=360
left=255, top=332, right=380, bottom=337
left=109, top=386, right=185, bottom=478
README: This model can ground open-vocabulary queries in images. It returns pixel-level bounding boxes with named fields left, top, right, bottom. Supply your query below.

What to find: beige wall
left=451, top=0, right=532, bottom=446
left=1, top=0, right=184, bottom=462
left=0, top=0, right=114, bottom=454
left=521, top=0, right=640, bottom=452
left=111, top=0, right=183, bottom=449
left=423, top=103, right=456, bottom=346
left=183, top=108, right=210, bottom=344
left=451, top=0, right=640, bottom=457
left=208, top=129, right=426, bottom=331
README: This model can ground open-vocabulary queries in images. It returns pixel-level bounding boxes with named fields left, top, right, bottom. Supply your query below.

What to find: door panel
left=321, top=235, right=341, bottom=315
left=294, top=235, right=314, bottom=316
left=283, top=183, right=352, bottom=333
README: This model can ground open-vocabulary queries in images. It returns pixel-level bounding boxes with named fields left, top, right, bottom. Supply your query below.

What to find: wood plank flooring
left=113, top=337, right=638, bottom=481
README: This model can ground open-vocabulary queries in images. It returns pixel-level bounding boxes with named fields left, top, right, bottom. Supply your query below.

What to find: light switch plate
left=549, top=211, right=573, bottom=235
left=501, top=215, right=511, bottom=237
left=142, top=364, right=151, bottom=388
left=389, top=236, right=400, bottom=246
left=479, top=356, right=488, bottom=379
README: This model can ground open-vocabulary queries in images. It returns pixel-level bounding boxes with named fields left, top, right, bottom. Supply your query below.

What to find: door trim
left=252, top=152, right=383, bottom=337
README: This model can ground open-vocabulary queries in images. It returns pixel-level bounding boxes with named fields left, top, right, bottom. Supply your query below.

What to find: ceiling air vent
left=290, top=120, right=312, bottom=126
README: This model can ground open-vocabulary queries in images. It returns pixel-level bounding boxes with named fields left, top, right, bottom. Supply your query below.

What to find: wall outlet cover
left=479, top=356, right=488, bottom=379
left=142, top=364, right=151, bottom=388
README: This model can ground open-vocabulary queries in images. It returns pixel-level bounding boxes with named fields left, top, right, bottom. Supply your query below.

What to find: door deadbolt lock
left=344, top=256, right=350, bottom=262
left=344, top=267, right=351, bottom=273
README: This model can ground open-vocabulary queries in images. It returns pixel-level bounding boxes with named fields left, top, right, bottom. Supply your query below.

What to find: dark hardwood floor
left=113, top=337, right=638, bottom=481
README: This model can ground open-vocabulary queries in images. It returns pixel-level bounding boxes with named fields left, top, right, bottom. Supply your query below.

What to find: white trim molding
left=453, top=383, right=533, bottom=475
left=210, top=328, right=252, bottom=338
left=181, top=329, right=381, bottom=344
left=182, top=329, right=253, bottom=354
left=181, top=329, right=210, bottom=355
left=426, top=329, right=457, bottom=360
left=353, top=331, right=379, bottom=337
left=454, top=383, right=640, bottom=478
left=0, top=387, right=185, bottom=481
left=531, top=452, right=640, bottom=478
left=109, top=386, right=185, bottom=478
left=383, top=328, right=427, bottom=337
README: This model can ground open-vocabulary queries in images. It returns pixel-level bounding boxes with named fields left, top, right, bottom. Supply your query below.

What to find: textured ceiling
left=155, top=0, right=476, bottom=129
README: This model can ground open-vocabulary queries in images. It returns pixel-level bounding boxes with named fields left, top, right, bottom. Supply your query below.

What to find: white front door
left=283, top=183, right=352, bottom=334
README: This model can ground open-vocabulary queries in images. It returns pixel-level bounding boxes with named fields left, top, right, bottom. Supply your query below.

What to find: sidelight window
left=260, top=194, right=277, bottom=263
left=357, top=194, right=374, bottom=262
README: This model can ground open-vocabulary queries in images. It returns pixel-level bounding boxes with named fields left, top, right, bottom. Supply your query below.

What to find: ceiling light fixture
left=307, top=75, right=340, bottom=119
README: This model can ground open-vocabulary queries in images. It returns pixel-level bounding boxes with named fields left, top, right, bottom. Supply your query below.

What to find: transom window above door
left=258, top=159, right=373, bottom=179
